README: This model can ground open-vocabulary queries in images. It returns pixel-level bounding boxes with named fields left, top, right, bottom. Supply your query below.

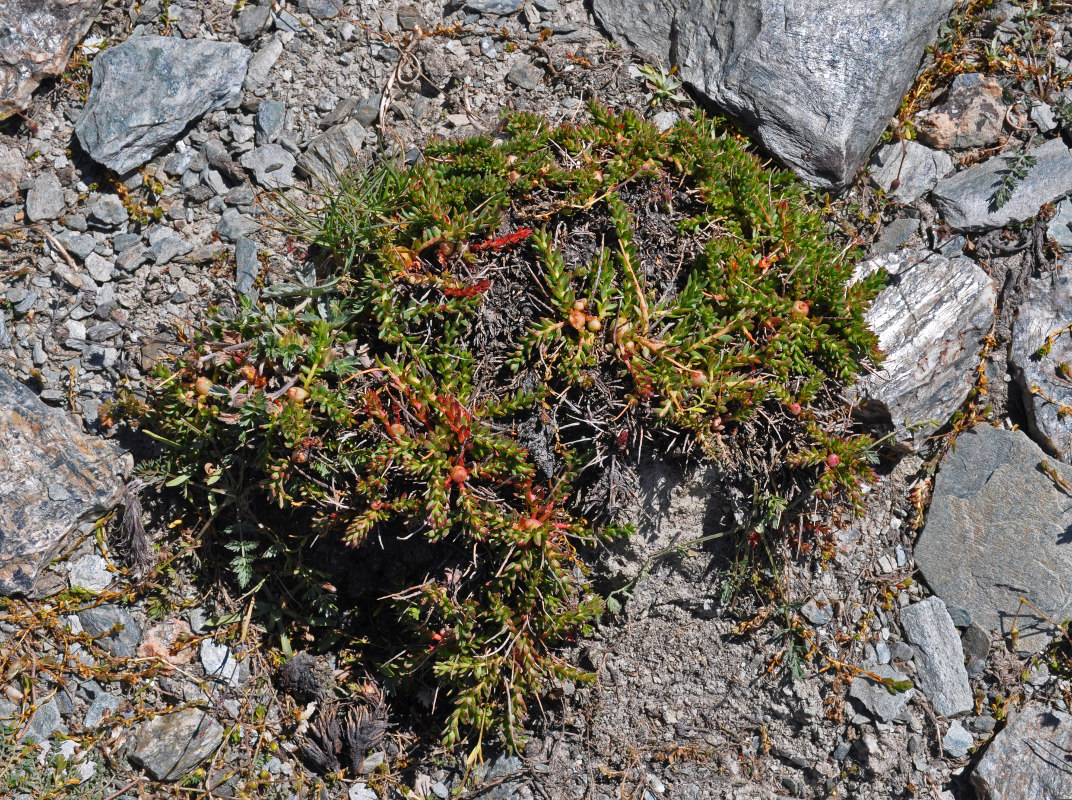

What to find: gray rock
left=889, top=641, right=916, bottom=663
left=900, top=597, right=973, bottom=717
left=76, top=37, right=251, bottom=175
left=0, top=143, right=28, bottom=202
left=58, top=231, right=96, bottom=261
left=915, top=426, right=1072, bottom=653
left=1032, top=101, right=1058, bottom=133
left=847, top=664, right=915, bottom=723
left=25, top=172, right=65, bottom=222
left=931, top=136, right=1072, bottom=230
left=915, top=73, right=1008, bottom=150
left=0, top=0, right=102, bottom=118
left=217, top=209, right=258, bottom=242
left=869, top=140, right=953, bottom=204
left=235, top=4, right=271, bottom=40
left=972, top=703, right=1072, bottom=800
left=943, top=721, right=973, bottom=758
left=467, top=0, right=523, bottom=13
left=234, top=236, right=260, bottom=296
left=21, top=699, right=66, bottom=744
left=850, top=250, right=995, bottom=446
left=506, top=60, right=544, bottom=90
left=77, top=605, right=141, bottom=657
left=245, top=35, right=283, bottom=88
left=869, top=217, right=920, bottom=257
left=240, top=143, right=295, bottom=188
left=84, top=253, right=114, bottom=283
left=1048, top=197, right=1072, bottom=250
left=297, top=119, right=368, bottom=186
left=201, top=641, right=244, bottom=687
left=800, top=593, right=832, bottom=626
left=298, top=0, right=343, bottom=19
left=148, top=227, right=194, bottom=266
left=255, top=99, right=286, bottom=145
left=354, top=96, right=381, bottom=127
left=82, top=691, right=120, bottom=729
left=1009, top=270, right=1072, bottom=462
left=0, top=371, right=129, bottom=595
left=946, top=605, right=971, bottom=627
left=88, top=195, right=128, bottom=228
left=962, top=622, right=990, bottom=663
left=113, top=232, right=143, bottom=253
left=67, top=553, right=112, bottom=592
left=128, top=709, right=224, bottom=781
left=591, top=0, right=956, bottom=189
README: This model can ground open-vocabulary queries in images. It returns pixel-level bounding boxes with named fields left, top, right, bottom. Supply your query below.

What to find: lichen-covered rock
left=591, top=0, right=956, bottom=189
left=0, top=0, right=103, bottom=119
left=75, top=36, right=251, bottom=174
left=914, top=426, right=1072, bottom=653
left=914, top=73, right=1008, bottom=150
left=972, top=703, right=1072, bottom=800
left=0, top=370, right=129, bottom=596
left=850, top=250, right=995, bottom=447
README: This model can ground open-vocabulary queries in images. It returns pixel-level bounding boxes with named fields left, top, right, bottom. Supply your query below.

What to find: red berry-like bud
left=788, top=402, right=801, bottom=415
left=826, top=453, right=841, bottom=468
left=690, top=371, right=706, bottom=387
left=521, top=517, right=542, bottom=530
left=451, top=465, right=469, bottom=484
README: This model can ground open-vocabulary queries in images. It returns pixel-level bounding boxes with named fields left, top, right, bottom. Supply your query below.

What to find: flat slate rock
left=1010, top=270, right=1072, bottom=463
left=869, top=140, right=953, bottom=204
left=129, top=709, right=224, bottom=781
left=851, top=250, right=995, bottom=447
left=915, top=425, right=1072, bottom=653
left=76, top=36, right=251, bottom=175
left=0, top=142, right=28, bottom=202
left=900, top=597, right=973, bottom=717
left=0, top=370, right=129, bottom=596
left=592, top=0, right=956, bottom=189
left=931, top=136, right=1072, bottom=231
left=0, top=0, right=103, bottom=118
left=847, top=664, right=915, bottom=723
left=972, top=703, right=1072, bottom=800
left=297, top=119, right=369, bottom=186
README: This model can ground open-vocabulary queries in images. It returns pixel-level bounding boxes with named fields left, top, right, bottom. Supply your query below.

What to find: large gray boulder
left=850, top=250, right=995, bottom=447
left=972, top=703, right=1072, bottom=800
left=915, top=426, right=1072, bottom=653
left=0, top=0, right=103, bottom=118
left=1010, top=269, right=1072, bottom=463
left=592, top=0, right=956, bottom=189
left=76, top=36, right=251, bottom=175
left=0, top=371, right=129, bottom=596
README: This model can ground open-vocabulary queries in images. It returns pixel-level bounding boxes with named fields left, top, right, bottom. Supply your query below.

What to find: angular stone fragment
left=0, top=0, right=103, bottom=118
left=931, top=136, right=1072, bottom=231
left=972, top=703, right=1072, bottom=800
left=241, top=143, right=295, bottom=189
left=847, top=664, right=915, bottom=723
left=900, top=597, right=973, bottom=717
left=77, top=604, right=141, bottom=657
left=851, top=250, right=995, bottom=446
left=76, top=37, right=251, bottom=175
left=0, top=371, right=129, bottom=595
left=915, top=73, right=1008, bottom=150
left=297, top=119, right=369, bottom=186
left=0, top=142, right=28, bottom=203
left=869, top=140, right=953, bottom=204
left=915, top=426, right=1072, bottom=653
left=129, top=709, right=224, bottom=781
left=1010, top=270, right=1072, bottom=462
left=592, top=0, right=956, bottom=189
